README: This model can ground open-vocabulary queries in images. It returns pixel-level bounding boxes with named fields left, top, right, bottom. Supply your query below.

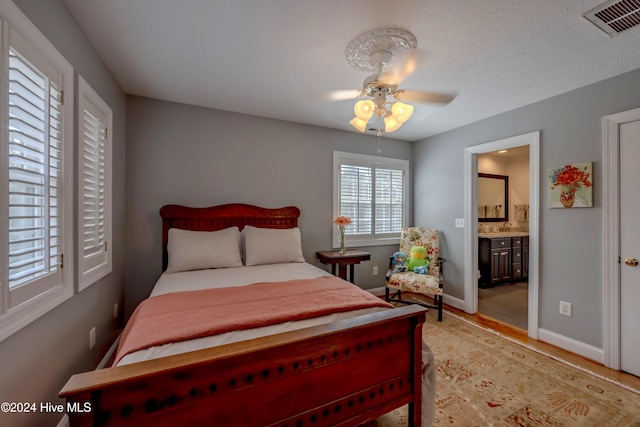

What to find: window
left=333, top=151, right=409, bottom=247
left=78, top=76, right=112, bottom=291
left=0, top=2, right=74, bottom=341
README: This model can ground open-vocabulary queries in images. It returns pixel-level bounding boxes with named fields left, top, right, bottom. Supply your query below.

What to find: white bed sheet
left=150, top=262, right=333, bottom=296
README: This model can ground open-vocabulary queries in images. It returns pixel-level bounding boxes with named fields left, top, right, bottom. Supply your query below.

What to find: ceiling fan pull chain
left=377, top=117, right=383, bottom=153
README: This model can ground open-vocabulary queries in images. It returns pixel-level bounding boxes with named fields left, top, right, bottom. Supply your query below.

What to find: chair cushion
left=399, top=227, right=440, bottom=266
left=387, top=271, right=443, bottom=296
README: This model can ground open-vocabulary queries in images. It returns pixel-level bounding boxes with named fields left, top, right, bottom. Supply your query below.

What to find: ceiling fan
left=338, top=28, right=456, bottom=135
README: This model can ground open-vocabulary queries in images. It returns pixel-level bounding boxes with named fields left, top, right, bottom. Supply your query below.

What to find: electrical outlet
left=455, top=218, right=465, bottom=228
left=559, top=301, right=572, bottom=317
left=114, top=303, right=119, bottom=319
left=89, top=327, right=96, bottom=349
left=372, top=266, right=379, bottom=275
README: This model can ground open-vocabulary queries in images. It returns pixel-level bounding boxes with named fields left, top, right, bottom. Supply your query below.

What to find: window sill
left=0, top=285, right=73, bottom=342
left=334, top=237, right=400, bottom=248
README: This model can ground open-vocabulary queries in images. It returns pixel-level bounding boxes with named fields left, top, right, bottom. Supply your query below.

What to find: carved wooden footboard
left=60, top=305, right=426, bottom=426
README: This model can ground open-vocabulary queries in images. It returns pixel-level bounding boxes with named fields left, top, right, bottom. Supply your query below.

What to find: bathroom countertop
left=478, top=231, right=529, bottom=238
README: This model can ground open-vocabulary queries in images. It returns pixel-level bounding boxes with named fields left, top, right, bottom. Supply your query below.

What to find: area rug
left=367, top=311, right=640, bottom=426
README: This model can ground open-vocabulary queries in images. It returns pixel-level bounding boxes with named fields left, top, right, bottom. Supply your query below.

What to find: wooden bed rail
left=60, top=305, right=426, bottom=427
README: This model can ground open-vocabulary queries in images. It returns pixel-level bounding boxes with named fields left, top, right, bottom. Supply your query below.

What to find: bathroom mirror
left=478, top=173, right=508, bottom=222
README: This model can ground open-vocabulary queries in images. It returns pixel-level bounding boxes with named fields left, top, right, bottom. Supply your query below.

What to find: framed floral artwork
left=549, top=162, right=593, bottom=208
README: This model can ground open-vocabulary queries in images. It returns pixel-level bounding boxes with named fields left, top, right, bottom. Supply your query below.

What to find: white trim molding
left=602, top=107, right=640, bottom=370
left=0, top=0, right=75, bottom=342
left=464, top=131, right=540, bottom=339
left=538, top=328, right=604, bottom=364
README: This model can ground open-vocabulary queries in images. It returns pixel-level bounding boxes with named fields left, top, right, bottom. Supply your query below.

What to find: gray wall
left=0, top=1, right=126, bottom=426
left=414, top=67, right=640, bottom=348
left=124, top=96, right=412, bottom=318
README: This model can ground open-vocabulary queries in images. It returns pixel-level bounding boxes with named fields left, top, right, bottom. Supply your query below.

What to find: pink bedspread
left=114, top=276, right=392, bottom=365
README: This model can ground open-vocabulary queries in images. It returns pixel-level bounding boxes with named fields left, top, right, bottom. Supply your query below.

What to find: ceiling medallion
left=345, top=28, right=417, bottom=73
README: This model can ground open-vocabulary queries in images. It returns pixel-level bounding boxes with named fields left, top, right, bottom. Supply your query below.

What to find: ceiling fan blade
left=394, top=90, right=456, bottom=104
left=381, top=48, right=466, bottom=87
left=378, top=53, right=417, bottom=85
left=326, top=89, right=361, bottom=101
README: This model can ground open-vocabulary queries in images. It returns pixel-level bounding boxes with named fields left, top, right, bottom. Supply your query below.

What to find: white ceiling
left=60, top=0, right=640, bottom=142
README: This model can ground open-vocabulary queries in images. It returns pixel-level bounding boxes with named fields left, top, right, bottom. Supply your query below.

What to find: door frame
left=464, top=131, right=540, bottom=339
left=602, top=107, right=640, bottom=370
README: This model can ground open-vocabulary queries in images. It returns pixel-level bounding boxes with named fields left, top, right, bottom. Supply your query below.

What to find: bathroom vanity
left=478, top=232, right=529, bottom=288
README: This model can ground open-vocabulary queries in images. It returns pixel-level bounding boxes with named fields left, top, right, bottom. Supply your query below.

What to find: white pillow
left=244, top=226, right=305, bottom=266
left=166, top=227, right=242, bottom=273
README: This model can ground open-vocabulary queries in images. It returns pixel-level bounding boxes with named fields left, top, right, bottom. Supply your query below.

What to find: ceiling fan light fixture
left=350, top=117, right=369, bottom=132
left=383, top=114, right=401, bottom=133
left=343, top=28, right=454, bottom=137
left=351, top=99, right=375, bottom=132
left=390, top=101, right=413, bottom=123
left=353, top=99, right=375, bottom=120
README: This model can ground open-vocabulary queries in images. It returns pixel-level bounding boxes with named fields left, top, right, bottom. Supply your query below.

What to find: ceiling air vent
left=584, top=0, right=640, bottom=36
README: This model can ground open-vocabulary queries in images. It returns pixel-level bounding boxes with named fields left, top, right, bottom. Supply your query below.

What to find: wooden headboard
left=159, top=203, right=301, bottom=271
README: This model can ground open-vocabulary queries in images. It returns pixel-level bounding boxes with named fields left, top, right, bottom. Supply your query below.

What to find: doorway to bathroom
left=477, top=146, right=530, bottom=330
left=464, top=131, right=540, bottom=339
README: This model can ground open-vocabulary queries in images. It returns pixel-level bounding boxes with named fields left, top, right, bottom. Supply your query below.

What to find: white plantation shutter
left=78, top=76, right=112, bottom=291
left=0, top=3, right=74, bottom=342
left=339, top=164, right=372, bottom=234
left=334, top=152, right=409, bottom=246
left=375, top=168, right=404, bottom=234
left=7, top=47, right=63, bottom=305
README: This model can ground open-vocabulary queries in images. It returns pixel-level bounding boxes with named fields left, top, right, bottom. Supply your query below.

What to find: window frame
left=333, top=151, right=409, bottom=248
left=77, top=75, right=112, bottom=291
left=0, top=0, right=74, bottom=341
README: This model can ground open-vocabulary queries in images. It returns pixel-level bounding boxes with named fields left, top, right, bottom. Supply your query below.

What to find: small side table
left=315, top=249, right=372, bottom=284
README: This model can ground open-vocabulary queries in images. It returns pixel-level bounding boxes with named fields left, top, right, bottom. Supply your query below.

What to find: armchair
left=386, top=227, right=445, bottom=321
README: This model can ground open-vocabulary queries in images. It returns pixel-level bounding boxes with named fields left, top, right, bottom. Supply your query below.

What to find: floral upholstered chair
left=386, top=227, right=445, bottom=321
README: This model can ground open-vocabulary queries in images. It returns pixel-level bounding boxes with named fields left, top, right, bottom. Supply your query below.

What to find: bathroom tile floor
left=478, top=281, right=528, bottom=329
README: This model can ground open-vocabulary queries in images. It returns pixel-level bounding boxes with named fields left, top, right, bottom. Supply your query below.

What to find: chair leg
left=386, top=289, right=406, bottom=305
left=437, top=295, right=443, bottom=322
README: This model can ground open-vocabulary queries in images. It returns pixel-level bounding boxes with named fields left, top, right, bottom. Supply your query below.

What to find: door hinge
left=60, top=253, right=64, bottom=269
left=60, top=90, right=64, bottom=105
left=104, top=241, right=108, bottom=252
left=105, top=127, right=108, bottom=139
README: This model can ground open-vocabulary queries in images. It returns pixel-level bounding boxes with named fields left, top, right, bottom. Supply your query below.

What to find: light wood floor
left=444, top=303, right=640, bottom=393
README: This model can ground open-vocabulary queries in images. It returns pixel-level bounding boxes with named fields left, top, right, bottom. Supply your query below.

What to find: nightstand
left=315, top=249, right=371, bottom=284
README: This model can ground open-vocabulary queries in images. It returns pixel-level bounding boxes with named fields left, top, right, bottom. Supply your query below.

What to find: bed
left=60, top=203, right=435, bottom=426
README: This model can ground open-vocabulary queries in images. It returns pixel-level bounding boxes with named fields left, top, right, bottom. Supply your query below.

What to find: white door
left=620, top=119, right=640, bottom=377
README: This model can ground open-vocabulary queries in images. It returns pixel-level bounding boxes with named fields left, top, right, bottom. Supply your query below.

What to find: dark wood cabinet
left=522, top=236, right=529, bottom=280
left=491, top=246, right=511, bottom=284
left=479, top=235, right=528, bottom=287
left=511, top=237, right=523, bottom=281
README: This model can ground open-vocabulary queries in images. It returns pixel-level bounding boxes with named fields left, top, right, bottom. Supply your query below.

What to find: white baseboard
left=538, top=327, right=604, bottom=363
left=96, top=332, right=121, bottom=370
left=370, top=288, right=464, bottom=312
left=58, top=414, right=69, bottom=427
left=442, top=294, right=465, bottom=311
left=367, top=286, right=387, bottom=297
